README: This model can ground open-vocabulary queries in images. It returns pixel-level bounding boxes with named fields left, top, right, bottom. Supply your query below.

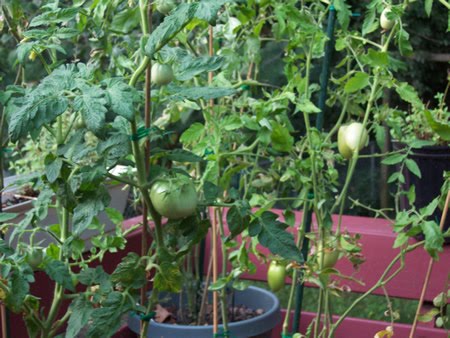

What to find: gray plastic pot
left=128, top=286, right=281, bottom=338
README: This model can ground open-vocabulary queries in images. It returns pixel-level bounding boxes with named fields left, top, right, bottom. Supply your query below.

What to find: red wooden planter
left=2, top=212, right=449, bottom=338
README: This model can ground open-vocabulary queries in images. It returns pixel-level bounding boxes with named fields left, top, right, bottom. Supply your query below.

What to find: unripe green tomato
left=74, top=118, right=86, bottom=129
left=338, top=122, right=369, bottom=159
left=156, top=0, right=176, bottom=15
left=151, top=63, right=174, bottom=86
left=317, top=247, right=339, bottom=269
left=150, top=174, right=198, bottom=219
left=267, top=261, right=286, bottom=292
left=380, top=8, right=394, bottom=30
left=27, top=248, right=44, bottom=270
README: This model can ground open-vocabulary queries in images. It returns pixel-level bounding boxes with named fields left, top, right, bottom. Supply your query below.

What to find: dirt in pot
left=1, top=186, right=39, bottom=208
left=154, top=303, right=265, bottom=325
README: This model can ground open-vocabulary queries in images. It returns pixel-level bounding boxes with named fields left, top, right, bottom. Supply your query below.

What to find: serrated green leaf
left=195, top=0, right=232, bottom=25
left=362, top=7, right=378, bottom=36
left=153, top=261, right=183, bottom=292
left=45, top=260, right=75, bottom=291
left=87, top=292, right=133, bottom=337
left=176, top=55, right=225, bottom=81
left=110, top=6, right=140, bottom=33
left=249, top=212, right=303, bottom=262
left=271, top=122, right=293, bottom=152
left=73, top=85, right=107, bottom=132
left=166, top=149, right=203, bottom=162
left=180, top=123, right=204, bottom=145
left=334, top=0, right=352, bottom=31
left=29, top=8, right=79, bottom=27
left=45, top=156, right=63, bottom=183
left=296, top=98, right=321, bottom=114
left=102, top=78, right=136, bottom=121
left=423, top=109, right=450, bottom=141
left=144, top=3, right=198, bottom=57
left=421, top=221, right=444, bottom=260
left=381, top=153, right=407, bottom=165
left=167, top=86, right=236, bottom=101
left=6, top=270, right=29, bottom=312
left=66, top=297, right=94, bottom=338
left=395, top=82, right=423, bottom=108
left=111, top=253, right=146, bottom=289
left=344, top=72, right=370, bottom=93
left=72, top=188, right=110, bottom=235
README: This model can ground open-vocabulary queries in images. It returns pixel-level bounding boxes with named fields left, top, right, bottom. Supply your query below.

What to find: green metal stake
left=291, top=4, right=336, bottom=334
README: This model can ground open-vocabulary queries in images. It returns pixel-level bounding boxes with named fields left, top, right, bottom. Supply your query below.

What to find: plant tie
left=138, top=311, right=156, bottom=322
left=130, top=127, right=151, bottom=141
left=214, top=330, right=232, bottom=337
left=281, top=334, right=293, bottom=338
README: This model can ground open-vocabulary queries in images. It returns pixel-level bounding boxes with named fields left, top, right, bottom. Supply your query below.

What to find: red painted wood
left=273, top=310, right=448, bottom=338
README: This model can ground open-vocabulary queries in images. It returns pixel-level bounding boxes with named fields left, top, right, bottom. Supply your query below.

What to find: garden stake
left=409, top=189, right=450, bottom=338
left=208, top=23, right=220, bottom=336
left=141, top=0, right=153, bottom=313
left=292, top=4, right=336, bottom=335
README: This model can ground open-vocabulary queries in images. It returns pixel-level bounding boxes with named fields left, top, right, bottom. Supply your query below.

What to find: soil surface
left=154, top=303, right=265, bottom=325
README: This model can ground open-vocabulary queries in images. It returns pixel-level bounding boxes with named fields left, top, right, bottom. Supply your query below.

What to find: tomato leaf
left=144, top=3, right=198, bottom=57
left=423, top=109, right=450, bottom=141
left=249, top=212, right=303, bottom=263
left=180, top=122, right=204, bottom=145
left=74, top=84, right=107, bottom=133
left=405, top=159, right=421, bottom=178
left=395, top=82, right=423, bottom=108
left=111, top=253, right=146, bottom=289
left=195, top=0, right=233, bottom=25
left=0, top=213, right=18, bottom=223
left=102, top=78, right=137, bottom=122
left=5, top=269, right=30, bottom=312
left=381, top=153, right=407, bottom=165
left=153, top=261, right=183, bottom=293
left=421, top=220, right=444, bottom=260
left=334, top=0, right=352, bottom=31
left=167, top=86, right=236, bottom=101
left=44, top=260, right=75, bottom=292
left=66, top=297, right=94, bottom=338
left=344, top=72, right=370, bottom=93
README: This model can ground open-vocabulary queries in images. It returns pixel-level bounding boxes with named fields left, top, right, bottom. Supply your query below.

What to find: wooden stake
left=211, top=207, right=219, bottom=334
left=409, top=189, right=450, bottom=338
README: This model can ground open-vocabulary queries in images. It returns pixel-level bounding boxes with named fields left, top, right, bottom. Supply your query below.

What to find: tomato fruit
left=337, top=122, right=369, bottom=159
left=155, top=0, right=176, bottom=15
left=267, top=260, right=286, bottom=292
left=380, top=8, right=394, bottom=30
left=150, top=174, right=198, bottom=219
left=27, top=248, right=44, bottom=270
left=151, top=63, right=174, bottom=86
left=317, top=246, right=340, bottom=269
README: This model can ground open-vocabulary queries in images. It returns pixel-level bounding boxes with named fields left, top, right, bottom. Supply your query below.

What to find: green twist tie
left=282, top=334, right=293, bottom=338
left=203, top=148, right=214, bottom=157
left=214, top=330, right=231, bottom=338
left=351, top=12, right=361, bottom=17
left=329, top=4, right=335, bottom=11
left=240, top=84, right=250, bottom=91
left=130, top=127, right=151, bottom=141
left=0, top=148, right=12, bottom=154
left=139, top=311, right=156, bottom=322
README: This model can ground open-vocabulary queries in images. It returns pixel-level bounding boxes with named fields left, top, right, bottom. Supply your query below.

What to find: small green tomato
left=151, top=63, right=174, bottom=86
left=380, top=8, right=394, bottom=30
left=155, top=0, right=176, bottom=15
left=267, top=260, right=286, bottom=292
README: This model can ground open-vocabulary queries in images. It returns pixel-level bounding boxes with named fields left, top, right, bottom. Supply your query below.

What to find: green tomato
left=380, top=8, right=394, bottom=30
left=74, top=117, right=86, bottom=130
left=317, top=247, right=340, bottom=270
left=27, top=248, right=44, bottom=270
left=151, top=63, right=174, bottom=86
left=267, top=261, right=286, bottom=292
left=337, top=122, right=369, bottom=159
left=150, top=174, right=198, bottom=219
left=155, top=0, right=176, bottom=15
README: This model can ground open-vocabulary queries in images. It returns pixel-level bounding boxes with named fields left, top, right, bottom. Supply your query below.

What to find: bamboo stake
left=409, top=189, right=450, bottom=338
left=208, top=24, right=219, bottom=335
left=211, top=207, right=219, bottom=334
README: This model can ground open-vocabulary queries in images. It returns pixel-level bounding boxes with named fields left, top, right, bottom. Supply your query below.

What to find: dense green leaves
left=167, top=86, right=236, bottom=101
left=344, top=72, right=370, bottom=93
left=66, top=297, right=94, bottom=338
left=111, top=253, right=146, bottom=289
